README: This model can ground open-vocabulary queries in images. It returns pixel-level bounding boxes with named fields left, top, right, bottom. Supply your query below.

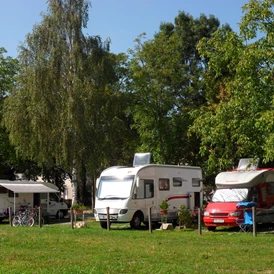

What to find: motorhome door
left=137, top=179, right=156, bottom=221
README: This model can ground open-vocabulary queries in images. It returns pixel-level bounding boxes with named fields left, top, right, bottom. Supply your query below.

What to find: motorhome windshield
left=97, top=175, right=135, bottom=200
left=212, top=188, right=248, bottom=202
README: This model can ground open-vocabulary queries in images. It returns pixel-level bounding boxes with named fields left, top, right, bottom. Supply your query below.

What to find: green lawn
left=0, top=220, right=274, bottom=273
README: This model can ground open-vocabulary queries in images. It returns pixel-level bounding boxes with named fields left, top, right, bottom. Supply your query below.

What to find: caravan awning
left=0, top=180, right=59, bottom=193
left=216, top=169, right=270, bottom=188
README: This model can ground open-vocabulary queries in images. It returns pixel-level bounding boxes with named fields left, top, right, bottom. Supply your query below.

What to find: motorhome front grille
left=97, top=208, right=120, bottom=214
left=211, top=213, right=228, bottom=217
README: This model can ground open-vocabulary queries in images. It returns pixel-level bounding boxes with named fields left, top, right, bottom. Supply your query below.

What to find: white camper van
left=0, top=180, right=68, bottom=221
left=94, top=153, right=203, bottom=229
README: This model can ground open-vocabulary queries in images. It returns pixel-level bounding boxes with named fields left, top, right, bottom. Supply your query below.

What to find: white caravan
left=0, top=180, right=68, bottom=221
left=94, top=154, right=203, bottom=229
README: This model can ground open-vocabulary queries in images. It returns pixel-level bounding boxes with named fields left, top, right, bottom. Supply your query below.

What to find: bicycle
left=12, top=208, right=34, bottom=227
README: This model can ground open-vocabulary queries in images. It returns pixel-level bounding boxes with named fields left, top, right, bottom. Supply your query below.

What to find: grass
left=0, top=220, right=274, bottom=273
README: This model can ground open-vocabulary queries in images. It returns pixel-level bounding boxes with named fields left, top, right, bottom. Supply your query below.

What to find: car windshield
left=97, top=175, right=135, bottom=199
left=212, top=188, right=248, bottom=202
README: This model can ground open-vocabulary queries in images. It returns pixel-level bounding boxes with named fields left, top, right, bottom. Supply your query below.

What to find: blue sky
left=1, top=0, right=249, bottom=57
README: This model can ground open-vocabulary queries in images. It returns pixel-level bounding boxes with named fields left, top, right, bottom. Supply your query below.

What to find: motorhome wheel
left=130, top=212, right=143, bottom=229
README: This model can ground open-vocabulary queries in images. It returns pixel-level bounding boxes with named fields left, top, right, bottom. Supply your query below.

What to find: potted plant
left=71, top=203, right=88, bottom=214
left=159, top=199, right=170, bottom=215
left=177, top=204, right=193, bottom=228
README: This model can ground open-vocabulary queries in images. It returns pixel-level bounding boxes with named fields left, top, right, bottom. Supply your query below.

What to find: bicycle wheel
left=22, top=215, right=34, bottom=227
left=12, top=216, right=21, bottom=227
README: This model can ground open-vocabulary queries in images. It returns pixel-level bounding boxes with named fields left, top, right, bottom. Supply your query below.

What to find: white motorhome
left=94, top=153, right=203, bottom=229
left=0, top=180, right=68, bottom=221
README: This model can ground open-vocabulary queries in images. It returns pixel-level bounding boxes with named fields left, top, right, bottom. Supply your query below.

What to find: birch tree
left=3, top=0, right=123, bottom=205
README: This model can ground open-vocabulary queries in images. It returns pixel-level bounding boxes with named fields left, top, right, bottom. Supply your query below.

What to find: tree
left=3, top=0, right=130, bottom=205
left=128, top=12, right=223, bottom=166
left=190, top=0, right=274, bottom=172
left=0, top=48, right=19, bottom=179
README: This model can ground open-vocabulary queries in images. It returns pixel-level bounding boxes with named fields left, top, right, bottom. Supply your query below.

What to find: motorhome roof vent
left=237, top=158, right=259, bottom=171
left=133, top=153, right=151, bottom=167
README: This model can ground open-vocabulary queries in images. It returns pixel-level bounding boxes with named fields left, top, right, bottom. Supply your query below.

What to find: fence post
left=38, top=206, right=41, bottom=228
left=252, top=206, right=257, bottom=237
left=198, top=208, right=202, bottom=235
left=106, top=207, right=110, bottom=230
left=70, top=208, right=74, bottom=229
left=9, top=207, right=12, bottom=226
left=148, top=207, right=152, bottom=233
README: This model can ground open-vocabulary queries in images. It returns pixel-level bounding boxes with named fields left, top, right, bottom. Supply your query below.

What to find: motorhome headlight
left=93, top=209, right=97, bottom=214
left=230, top=212, right=241, bottom=217
left=203, top=211, right=209, bottom=216
left=119, top=209, right=128, bottom=215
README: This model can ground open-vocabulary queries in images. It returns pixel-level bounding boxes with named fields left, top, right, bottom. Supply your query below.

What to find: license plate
left=99, top=215, right=117, bottom=220
left=213, top=219, right=224, bottom=223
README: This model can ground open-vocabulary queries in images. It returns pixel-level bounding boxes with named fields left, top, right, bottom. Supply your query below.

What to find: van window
left=173, top=177, right=182, bottom=187
left=159, top=178, right=169, bottom=191
left=267, top=182, right=274, bottom=195
left=50, top=193, right=59, bottom=202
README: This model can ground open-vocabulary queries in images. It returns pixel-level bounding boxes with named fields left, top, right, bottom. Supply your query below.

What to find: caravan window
left=192, top=178, right=201, bottom=187
left=173, top=177, right=182, bottom=187
left=159, top=178, right=169, bottom=191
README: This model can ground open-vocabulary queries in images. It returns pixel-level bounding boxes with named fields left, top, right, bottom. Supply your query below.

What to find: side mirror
left=96, top=178, right=99, bottom=189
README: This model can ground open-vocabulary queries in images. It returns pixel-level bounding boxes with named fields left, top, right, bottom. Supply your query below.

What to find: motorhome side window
left=192, top=178, right=201, bottom=187
left=173, top=177, right=182, bottom=187
left=134, top=179, right=154, bottom=199
left=267, top=182, right=274, bottom=195
left=159, top=178, right=169, bottom=190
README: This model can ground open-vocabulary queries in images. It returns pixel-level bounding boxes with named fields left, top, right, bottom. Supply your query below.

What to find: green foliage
left=128, top=12, right=222, bottom=165
left=178, top=204, right=193, bottom=227
left=71, top=202, right=88, bottom=210
left=159, top=199, right=170, bottom=210
left=2, top=0, right=136, bottom=203
left=190, top=0, right=274, bottom=171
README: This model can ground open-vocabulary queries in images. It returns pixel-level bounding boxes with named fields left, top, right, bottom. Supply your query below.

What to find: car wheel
left=57, top=210, right=64, bottom=219
left=100, top=221, right=109, bottom=229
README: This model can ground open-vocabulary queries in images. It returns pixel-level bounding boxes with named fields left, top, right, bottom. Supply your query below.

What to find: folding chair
left=236, top=211, right=253, bottom=232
